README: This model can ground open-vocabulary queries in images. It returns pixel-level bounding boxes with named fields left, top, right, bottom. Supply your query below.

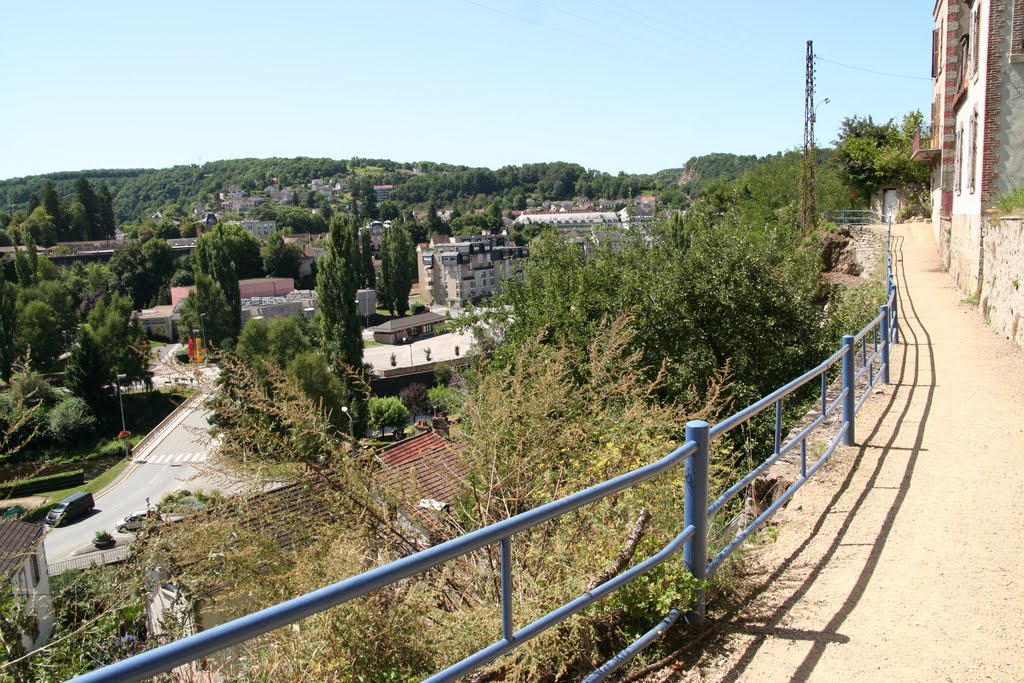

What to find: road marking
left=141, top=451, right=208, bottom=465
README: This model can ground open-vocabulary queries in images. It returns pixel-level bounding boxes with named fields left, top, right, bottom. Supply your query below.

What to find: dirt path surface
left=662, top=222, right=1024, bottom=683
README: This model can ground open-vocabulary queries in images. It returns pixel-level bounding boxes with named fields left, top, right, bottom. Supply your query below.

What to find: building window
left=954, top=125, right=964, bottom=195
left=960, top=34, right=971, bottom=90
left=971, top=6, right=981, bottom=80
left=29, top=553, right=40, bottom=586
left=969, top=109, right=979, bottom=194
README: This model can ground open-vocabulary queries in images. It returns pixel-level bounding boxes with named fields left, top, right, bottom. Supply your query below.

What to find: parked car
left=45, top=492, right=95, bottom=527
left=115, top=509, right=162, bottom=533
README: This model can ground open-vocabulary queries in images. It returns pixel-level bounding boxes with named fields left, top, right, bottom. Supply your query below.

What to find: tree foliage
left=832, top=111, right=930, bottom=201
left=380, top=224, right=415, bottom=317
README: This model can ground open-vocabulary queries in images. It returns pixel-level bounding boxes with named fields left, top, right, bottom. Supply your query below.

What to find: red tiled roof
left=377, top=432, right=468, bottom=506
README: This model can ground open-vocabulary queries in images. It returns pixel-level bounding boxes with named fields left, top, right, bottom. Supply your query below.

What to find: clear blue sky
left=0, top=1, right=934, bottom=180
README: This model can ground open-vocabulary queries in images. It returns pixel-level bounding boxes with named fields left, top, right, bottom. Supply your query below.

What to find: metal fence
left=829, top=209, right=884, bottom=227
left=48, top=546, right=131, bottom=577
left=69, top=218, right=900, bottom=683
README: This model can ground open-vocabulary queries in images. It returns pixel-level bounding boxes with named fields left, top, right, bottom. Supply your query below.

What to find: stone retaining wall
left=980, top=216, right=1024, bottom=346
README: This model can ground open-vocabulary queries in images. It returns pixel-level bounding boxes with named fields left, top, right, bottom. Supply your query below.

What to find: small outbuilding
left=372, top=311, right=447, bottom=345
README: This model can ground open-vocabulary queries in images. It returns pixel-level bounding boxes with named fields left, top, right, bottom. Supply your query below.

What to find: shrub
left=47, top=396, right=97, bottom=444
left=0, top=470, right=84, bottom=497
left=398, top=383, right=430, bottom=417
left=174, top=348, right=191, bottom=364
left=427, top=385, right=462, bottom=415
left=995, top=188, right=1024, bottom=215
left=367, top=396, right=410, bottom=437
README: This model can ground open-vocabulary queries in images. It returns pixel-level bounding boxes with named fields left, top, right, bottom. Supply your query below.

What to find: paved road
left=44, top=407, right=230, bottom=563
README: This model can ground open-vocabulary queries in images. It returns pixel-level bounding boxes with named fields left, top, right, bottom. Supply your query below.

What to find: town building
left=511, top=211, right=622, bottom=233
left=236, top=219, right=277, bottom=240
left=361, top=220, right=392, bottom=251
left=372, top=311, right=447, bottom=345
left=913, top=0, right=1024, bottom=293
left=0, top=521, right=54, bottom=651
left=137, top=286, right=375, bottom=340
left=373, top=185, right=394, bottom=203
left=375, top=431, right=469, bottom=541
left=417, top=234, right=528, bottom=309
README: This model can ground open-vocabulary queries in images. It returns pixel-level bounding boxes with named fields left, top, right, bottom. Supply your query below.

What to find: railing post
left=842, top=335, right=856, bottom=446
left=889, top=281, right=899, bottom=344
left=683, top=420, right=709, bottom=625
left=880, top=304, right=890, bottom=385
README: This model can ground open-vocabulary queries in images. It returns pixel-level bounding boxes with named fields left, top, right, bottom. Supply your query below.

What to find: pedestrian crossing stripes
left=138, top=451, right=208, bottom=465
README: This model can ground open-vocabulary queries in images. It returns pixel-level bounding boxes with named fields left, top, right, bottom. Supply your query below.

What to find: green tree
left=267, top=316, right=309, bottom=368
left=833, top=111, right=930, bottom=202
left=286, top=351, right=352, bottom=433
left=234, top=317, right=270, bottom=365
left=20, top=206, right=58, bottom=246
left=378, top=200, right=402, bottom=222
left=65, top=326, right=110, bottom=407
left=47, top=395, right=97, bottom=444
left=179, top=273, right=234, bottom=348
left=15, top=300, right=61, bottom=368
left=316, top=215, right=366, bottom=433
left=424, top=201, right=446, bottom=236
left=368, top=396, right=409, bottom=437
left=108, top=242, right=153, bottom=309
left=219, top=223, right=263, bottom=279
left=0, top=282, right=16, bottom=381
left=275, top=205, right=328, bottom=234
left=380, top=225, right=415, bottom=316
left=40, top=179, right=69, bottom=240
left=450, top=213, right=492, bottom=236
left=262, top=232, right=302, bottom=279
left=88, top=293, right=151, bottom=387
left=359, top=228, right=376, bottom=290
left=194, top=224, right=241, bottom=339
left=317, top=216, right=363, bottom=372
left=75, top=177, right=104, bottom=240
left=97, top=183, right=117, bottom=239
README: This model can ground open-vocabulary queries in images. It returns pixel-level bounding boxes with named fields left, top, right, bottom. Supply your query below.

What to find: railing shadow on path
left=658, top=234, right=938, bottom=683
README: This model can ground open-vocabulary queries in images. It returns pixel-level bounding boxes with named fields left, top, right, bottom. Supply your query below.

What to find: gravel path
left=662, top=222, right=1024, bottom=682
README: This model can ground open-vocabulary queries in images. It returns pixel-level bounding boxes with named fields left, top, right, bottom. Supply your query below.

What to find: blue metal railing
left=69, top=217, right=900, bottom=683
left=829, top=209, right=884, bottom=226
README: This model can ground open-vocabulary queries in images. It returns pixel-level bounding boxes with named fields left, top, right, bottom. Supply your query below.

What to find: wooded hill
left=0, top=152, right=807, bottom=225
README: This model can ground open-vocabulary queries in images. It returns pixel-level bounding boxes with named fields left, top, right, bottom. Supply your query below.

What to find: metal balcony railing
left=70, top=218, right=901, bottom=683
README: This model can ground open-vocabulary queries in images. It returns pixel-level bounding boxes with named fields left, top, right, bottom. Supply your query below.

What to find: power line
left=817, top=56, right=930, bottom=81
left=458, top=0, right=619, bottom=50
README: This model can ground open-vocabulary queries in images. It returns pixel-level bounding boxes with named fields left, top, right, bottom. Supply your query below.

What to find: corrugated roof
left=377, top=432, right=468, bottom=506
left=0, top=520, right=44, bottom=579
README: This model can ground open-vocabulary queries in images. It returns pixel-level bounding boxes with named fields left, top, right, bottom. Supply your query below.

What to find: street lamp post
left=341, top=405, right=355, bottom=439
left=116, top=373, right=129, bottom=458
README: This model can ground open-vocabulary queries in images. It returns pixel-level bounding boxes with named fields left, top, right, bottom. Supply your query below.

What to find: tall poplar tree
left=380, top=225, right=415, bottom=317
left=0, top=282, right=15, bottom=381
left=194, top=224, right=241, bottom=339
left=359, top=228, right=376, bottom=290
left=316, top=215, right=366, bottom=434
left=317, top=215, right=362, bottom=372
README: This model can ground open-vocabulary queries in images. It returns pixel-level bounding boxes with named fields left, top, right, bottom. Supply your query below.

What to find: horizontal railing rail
left=70, top=217, right=900, bottom=683
left=829, top=209, right=884, bottom=226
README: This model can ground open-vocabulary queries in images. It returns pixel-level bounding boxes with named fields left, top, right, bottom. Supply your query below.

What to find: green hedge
left=0, top=470, right=85, bottom=498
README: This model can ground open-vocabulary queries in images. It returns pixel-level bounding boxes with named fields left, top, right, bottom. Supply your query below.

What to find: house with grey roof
left=0, top=520, right=54, bottom=650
